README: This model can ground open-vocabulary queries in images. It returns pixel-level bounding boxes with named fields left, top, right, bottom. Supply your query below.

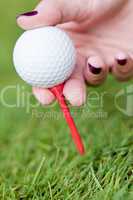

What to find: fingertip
left=84, top=56, right=108, bottom=85
left=63, top=78, right=86, bottom=107
left=32, top=87, right=55, bottom=105
left=16, top=0, right=62, bottom=30
left=17, top=16, right=30, bottom=30
left=16, top=10, right=41, bottom=30
left=112, top=51, right=133, bottom=81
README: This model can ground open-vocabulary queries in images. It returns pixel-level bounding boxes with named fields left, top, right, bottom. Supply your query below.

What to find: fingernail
left=17, top=11, right=38, bottom=19
left=109, top=66, right=112, bottom=73
left=88, top=63, right=102, bottom=74
left=117, top=58, right=127, bottom=66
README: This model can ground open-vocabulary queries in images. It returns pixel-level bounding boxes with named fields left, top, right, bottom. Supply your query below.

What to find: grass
left=0, top=0, right=133, bottom=199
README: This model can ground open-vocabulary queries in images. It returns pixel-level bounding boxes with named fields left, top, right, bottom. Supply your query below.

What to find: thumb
left=17, top=0, right=124, bottom=30
left=17, top=0, right=89, bottom=30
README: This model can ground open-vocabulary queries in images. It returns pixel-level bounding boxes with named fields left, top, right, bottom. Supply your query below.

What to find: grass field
left=0, top=1, right=133, bottom=199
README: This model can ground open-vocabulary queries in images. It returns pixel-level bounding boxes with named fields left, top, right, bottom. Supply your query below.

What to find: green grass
left=0, top=1, right=133, bottom=199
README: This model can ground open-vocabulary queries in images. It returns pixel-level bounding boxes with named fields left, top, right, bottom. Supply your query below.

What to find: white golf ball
left=13, top=27, right=76, bottom=88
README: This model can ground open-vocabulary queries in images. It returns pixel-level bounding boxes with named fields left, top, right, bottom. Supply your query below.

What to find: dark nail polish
left=88, top=64, right=102, bottom=75
left=117, top=59, right=127, bottom=66
left=109, top=66, right=112, bottom=73
left=17, top=11, right=38, bottom=19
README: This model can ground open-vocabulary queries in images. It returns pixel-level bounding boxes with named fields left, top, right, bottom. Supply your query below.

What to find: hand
left=17, top=0, right=133, bottom=106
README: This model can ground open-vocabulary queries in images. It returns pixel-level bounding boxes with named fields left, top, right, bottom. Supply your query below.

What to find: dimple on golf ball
left=13, top=26, right=76, bottom=88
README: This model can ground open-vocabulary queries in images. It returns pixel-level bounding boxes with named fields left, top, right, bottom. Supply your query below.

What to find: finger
left=16, top=0, right=124, bottom=30
left=63, top=55, right=86, bottom=106
left=112, top=52, right=133, bottom=81
left=17, top=0, right=89, bottom=30
left=32, top=87, right=55, bottom=105
left=84, top=56, right=108, bottom=85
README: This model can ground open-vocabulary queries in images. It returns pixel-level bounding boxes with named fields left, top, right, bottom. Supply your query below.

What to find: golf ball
left=13, top=26, right=76, bottom=88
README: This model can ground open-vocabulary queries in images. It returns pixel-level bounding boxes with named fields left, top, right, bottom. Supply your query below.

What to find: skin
left=17, top=0, right=133, bottom=106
